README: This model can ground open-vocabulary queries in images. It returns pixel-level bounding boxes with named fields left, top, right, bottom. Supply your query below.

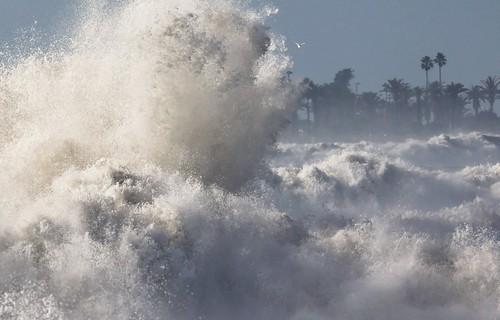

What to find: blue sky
left=1, top=0, right=499, bottom=91
left=0, top=1, right=71, bottom=38
left=269, top=0, right=500, bottom=91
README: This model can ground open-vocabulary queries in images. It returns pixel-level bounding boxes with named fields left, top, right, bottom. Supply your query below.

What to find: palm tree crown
left=481, top=76, right=500, bottom=112
left=445, top=82, right=466, bottom=96
left=383, top=79, right=411, bottom=106
left=444, top=82, right=467, bottom=127
left=383, top=78, right=408, bottom=96
left=383, top=79, right=411, bottom=121
left=466, top=85, right=485, bottom=116
left=421, top=56, right=434, bottom=71
left=420, top=56, right=434, bottom=90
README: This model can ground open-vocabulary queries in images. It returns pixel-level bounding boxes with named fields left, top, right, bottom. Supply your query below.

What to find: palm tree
left=383, top=79, right=411, bottom=103
left=383, top=78, right=411, bottom=120
left=434, top=52, right=447, bottom=85
left=466, top=85, right=485, bottom=117
left=481, top=76, right=500, bottom=113
left=444, top=82, right=467, bottom=128
left=420, top=56, right=434, bottom=90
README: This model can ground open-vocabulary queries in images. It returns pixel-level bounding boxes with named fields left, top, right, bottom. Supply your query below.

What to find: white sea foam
left=1, top=1, right=500, bottom=319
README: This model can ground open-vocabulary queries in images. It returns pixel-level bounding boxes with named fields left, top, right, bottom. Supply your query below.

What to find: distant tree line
left=291, top=53, right=500, bottom=139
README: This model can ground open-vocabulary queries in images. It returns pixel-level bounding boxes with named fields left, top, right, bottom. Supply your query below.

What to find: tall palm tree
left=434, top=52, right=447, bottom=85
left=481, top=76, right=500, bottom=113
left=420, top=56, right=434, bottom=90
left=466, top=85, right=485, bottom=117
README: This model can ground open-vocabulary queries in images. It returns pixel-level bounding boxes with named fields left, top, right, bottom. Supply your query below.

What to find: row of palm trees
left=296, top=56, right=500, bottom=136
left=420, top=53, right=500, bottom=113
left=381, top=75, right=500, bottom=124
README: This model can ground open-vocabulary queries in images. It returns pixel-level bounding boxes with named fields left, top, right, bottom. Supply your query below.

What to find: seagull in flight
left=295, top=42, right=306, bottom=49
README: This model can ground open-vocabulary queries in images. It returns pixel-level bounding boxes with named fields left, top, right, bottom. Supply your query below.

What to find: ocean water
left=1, top=1, right=500, bottom=319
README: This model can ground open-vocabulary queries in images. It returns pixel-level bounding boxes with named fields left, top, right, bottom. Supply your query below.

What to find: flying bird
left=295, top=42, right=306, bottom=49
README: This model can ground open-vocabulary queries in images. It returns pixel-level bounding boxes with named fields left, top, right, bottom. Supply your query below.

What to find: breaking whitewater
left=1, top=1, right=500, bottom=319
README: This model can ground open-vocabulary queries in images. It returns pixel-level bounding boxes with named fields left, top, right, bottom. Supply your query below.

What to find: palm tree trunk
left=439, top=67, right=442, bottom=86
left=425, top=71, right=429, bottom=104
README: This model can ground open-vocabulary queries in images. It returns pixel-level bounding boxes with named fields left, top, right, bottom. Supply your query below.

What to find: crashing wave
left=1, top=0, right=500, bottom=319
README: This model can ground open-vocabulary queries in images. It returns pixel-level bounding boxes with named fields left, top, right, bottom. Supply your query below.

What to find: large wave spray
left=0, top=0, right=291, bottom=198
left=1, top=1, right=500, bottom=320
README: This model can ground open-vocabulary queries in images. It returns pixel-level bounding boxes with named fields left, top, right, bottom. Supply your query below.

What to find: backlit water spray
left=1, top=1, right=500, bottom=319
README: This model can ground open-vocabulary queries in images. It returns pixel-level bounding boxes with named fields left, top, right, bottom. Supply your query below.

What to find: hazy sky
left=1, top=0, right=499, bottom=91
left=269, top=0, right=500, bottom=91
left=0, top=1, right=71, bottom=38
